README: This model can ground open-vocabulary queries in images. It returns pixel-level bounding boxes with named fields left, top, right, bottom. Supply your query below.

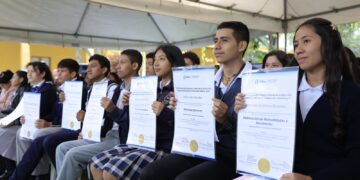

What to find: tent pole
left=148, top=13, right=170, bottom=43
left=283, top=0, right=288, bottom=52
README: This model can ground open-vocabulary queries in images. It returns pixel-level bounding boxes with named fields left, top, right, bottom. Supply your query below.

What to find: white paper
left=128, top=76, right=158, bottom=150
left=172, top=67, right=215, bottom=159
left=20, top=92, right=41, bottom=140
left=81, top=82, right=108, bottom=142
left=0, top=98, right=24, bottom=126
left=236, top=67, right=299, bottom=179
left=61, top=81, right=83, bottom=130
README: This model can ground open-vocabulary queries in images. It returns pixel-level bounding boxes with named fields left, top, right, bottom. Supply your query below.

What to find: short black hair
left=217, top=21, right=250, bottom=54
left=89, top=54, right=110, bottom=76
left=26, top=61, right=53, bottom=82
left=183, top=51, right=200, bottom=65
left=121, top=49, right=143, bottom=74
left=57, top=58, right=80, bottom=76
left=146, top=52, right=155, bottom=59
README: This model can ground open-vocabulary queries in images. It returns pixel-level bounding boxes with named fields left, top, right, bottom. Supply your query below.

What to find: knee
left=55, top=143, right=67, bottom=158
left=64, top=148, right=77, bottom=160
left=42, top=136, right=52, bottom=150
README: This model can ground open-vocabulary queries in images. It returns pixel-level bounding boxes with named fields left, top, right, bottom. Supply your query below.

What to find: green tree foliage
left=337, top=22, right=360, bottom=57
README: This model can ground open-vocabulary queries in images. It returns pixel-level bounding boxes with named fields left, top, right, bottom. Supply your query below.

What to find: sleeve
left=41, top=86, right=57, bottom=122
left=217, top=100, right=237, bottom=132
left=157, top=107, right=174, bottom=124
left=310, top=87, right=360, bottom=180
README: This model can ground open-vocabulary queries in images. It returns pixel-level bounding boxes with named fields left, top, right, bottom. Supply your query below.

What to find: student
left=55, top=51, right=142, bottom=180
left=140, top=21, right=252, bottom=180
left=146, top=52, right=156, bottom=75
left=262, top=50, right=288, bottom=69
left=0, top=70, right=14, bottom=112
left=235, top=18, right=360, bottom=180
left=9, top=59, right=87, bottom=179
left=12, top=62, right=57, bottom=178
left=183, top=51, right=200, bottom=66
left=89, top=44, right=185, bottom=180
left=0, top=70, right=28, bottom=178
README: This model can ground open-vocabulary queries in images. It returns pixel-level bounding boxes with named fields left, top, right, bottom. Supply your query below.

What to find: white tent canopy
left=0, top=0, right=359, bottom=51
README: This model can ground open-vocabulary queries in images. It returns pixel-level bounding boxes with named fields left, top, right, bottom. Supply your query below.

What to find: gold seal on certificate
left=189, top=140, right=199, bottom=152
left=27, top=130, right=31, bottom=137
left=70, top=121, right=75, bottom=128
left=88, top=130, right=93, bottom=139
left=138, top=134, right=144, bottom=144
left=258, top=158, right=271, bottom=173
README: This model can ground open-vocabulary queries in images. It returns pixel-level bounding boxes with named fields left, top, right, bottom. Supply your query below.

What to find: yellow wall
left=30, top=44, right=77, bottom=71
left=0, top=42, right=21, bottom=72
left=0, top=42, right=91, bottom=73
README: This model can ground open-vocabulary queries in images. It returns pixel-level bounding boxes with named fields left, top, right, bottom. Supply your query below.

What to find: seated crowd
left=0, top=17, right=359, bottom=180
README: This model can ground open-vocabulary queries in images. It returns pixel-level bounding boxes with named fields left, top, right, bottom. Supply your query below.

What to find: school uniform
left=9, top=80, right=87, bottom=179
left=140, top=62, right=253, bottom=180
left=0, top=86, right=26, bottom=161
left=13, top=81, right=58, bottom=177
left=55, top=78, right=121, bottom=180
left=294, top=75, right=360, bottom=180
left=89, top=80, right=175, bottom=179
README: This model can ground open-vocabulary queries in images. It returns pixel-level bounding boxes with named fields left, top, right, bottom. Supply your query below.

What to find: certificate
left=0, top=98, right=24, bottom=126
left=81, top=82, right=108, bottom=142
left=236, top=67, right=299, bottom=179
left=61, top=81, right=83, bottom=130
left=128, top=76, right=158, bottom=150
left=20, top=92, right=41, bottom=140
left=172, top=67, right=215, bottom=159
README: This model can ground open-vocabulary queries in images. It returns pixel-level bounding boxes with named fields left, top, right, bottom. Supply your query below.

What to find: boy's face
left=213, top=28, right=243, bottom=64
left=86, top=60, right=107, bottom=82
left=57, top=67, right=76, bottom=84
left=116, top=54, right=136, bottom=79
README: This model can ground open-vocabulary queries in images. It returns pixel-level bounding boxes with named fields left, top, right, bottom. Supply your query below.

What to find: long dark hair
left=15, top=70, right=29, bottom=88
left=26, top=62, right=53, bottom=82
left=155, top=44, right=185, bottom=68
left=295, top=18, right=356, bottom=143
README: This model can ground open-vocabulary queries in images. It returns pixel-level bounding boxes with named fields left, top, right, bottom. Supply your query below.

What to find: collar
left=159, top=80, right=171, bottom=90
left=120, top=82, right=131, bottom=91
left=31, top=80, right=45, bottom=88
left=93, top=77, right=108, bottom=85
left=298, top=73, right=324, bottom=92
left=215, top=61, right=252, bottom=85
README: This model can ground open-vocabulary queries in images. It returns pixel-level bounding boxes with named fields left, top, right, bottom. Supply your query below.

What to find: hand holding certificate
left=61, top=81, right=83, bottom=130
left=236, top=67, right=299, bottom=179
left=172, top=67, right=215, bottom=159
left=127, top=76, right=158, bottom=150
left=81, top=82, right=108, bottom=142
left=20, top=92, right=41, bottom=140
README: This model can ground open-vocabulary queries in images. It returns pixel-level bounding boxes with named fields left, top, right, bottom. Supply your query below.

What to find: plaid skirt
left=89, top=145, right=167, bottom=180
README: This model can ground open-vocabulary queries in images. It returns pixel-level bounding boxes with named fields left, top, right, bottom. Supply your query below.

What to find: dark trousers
left=10, top=128, right=79, bottom=180
left=140, top=153, right=239, bottom=180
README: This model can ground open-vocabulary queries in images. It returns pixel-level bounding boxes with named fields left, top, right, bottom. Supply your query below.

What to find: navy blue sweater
left=25, top=82, right=57, bottom=123
left=215, top=78, right=241, bottom=162
left=294, top=78, right=360, bottom=180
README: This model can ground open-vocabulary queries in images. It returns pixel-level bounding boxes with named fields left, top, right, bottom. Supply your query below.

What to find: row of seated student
left=0, top=17, right=359, bottom=180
